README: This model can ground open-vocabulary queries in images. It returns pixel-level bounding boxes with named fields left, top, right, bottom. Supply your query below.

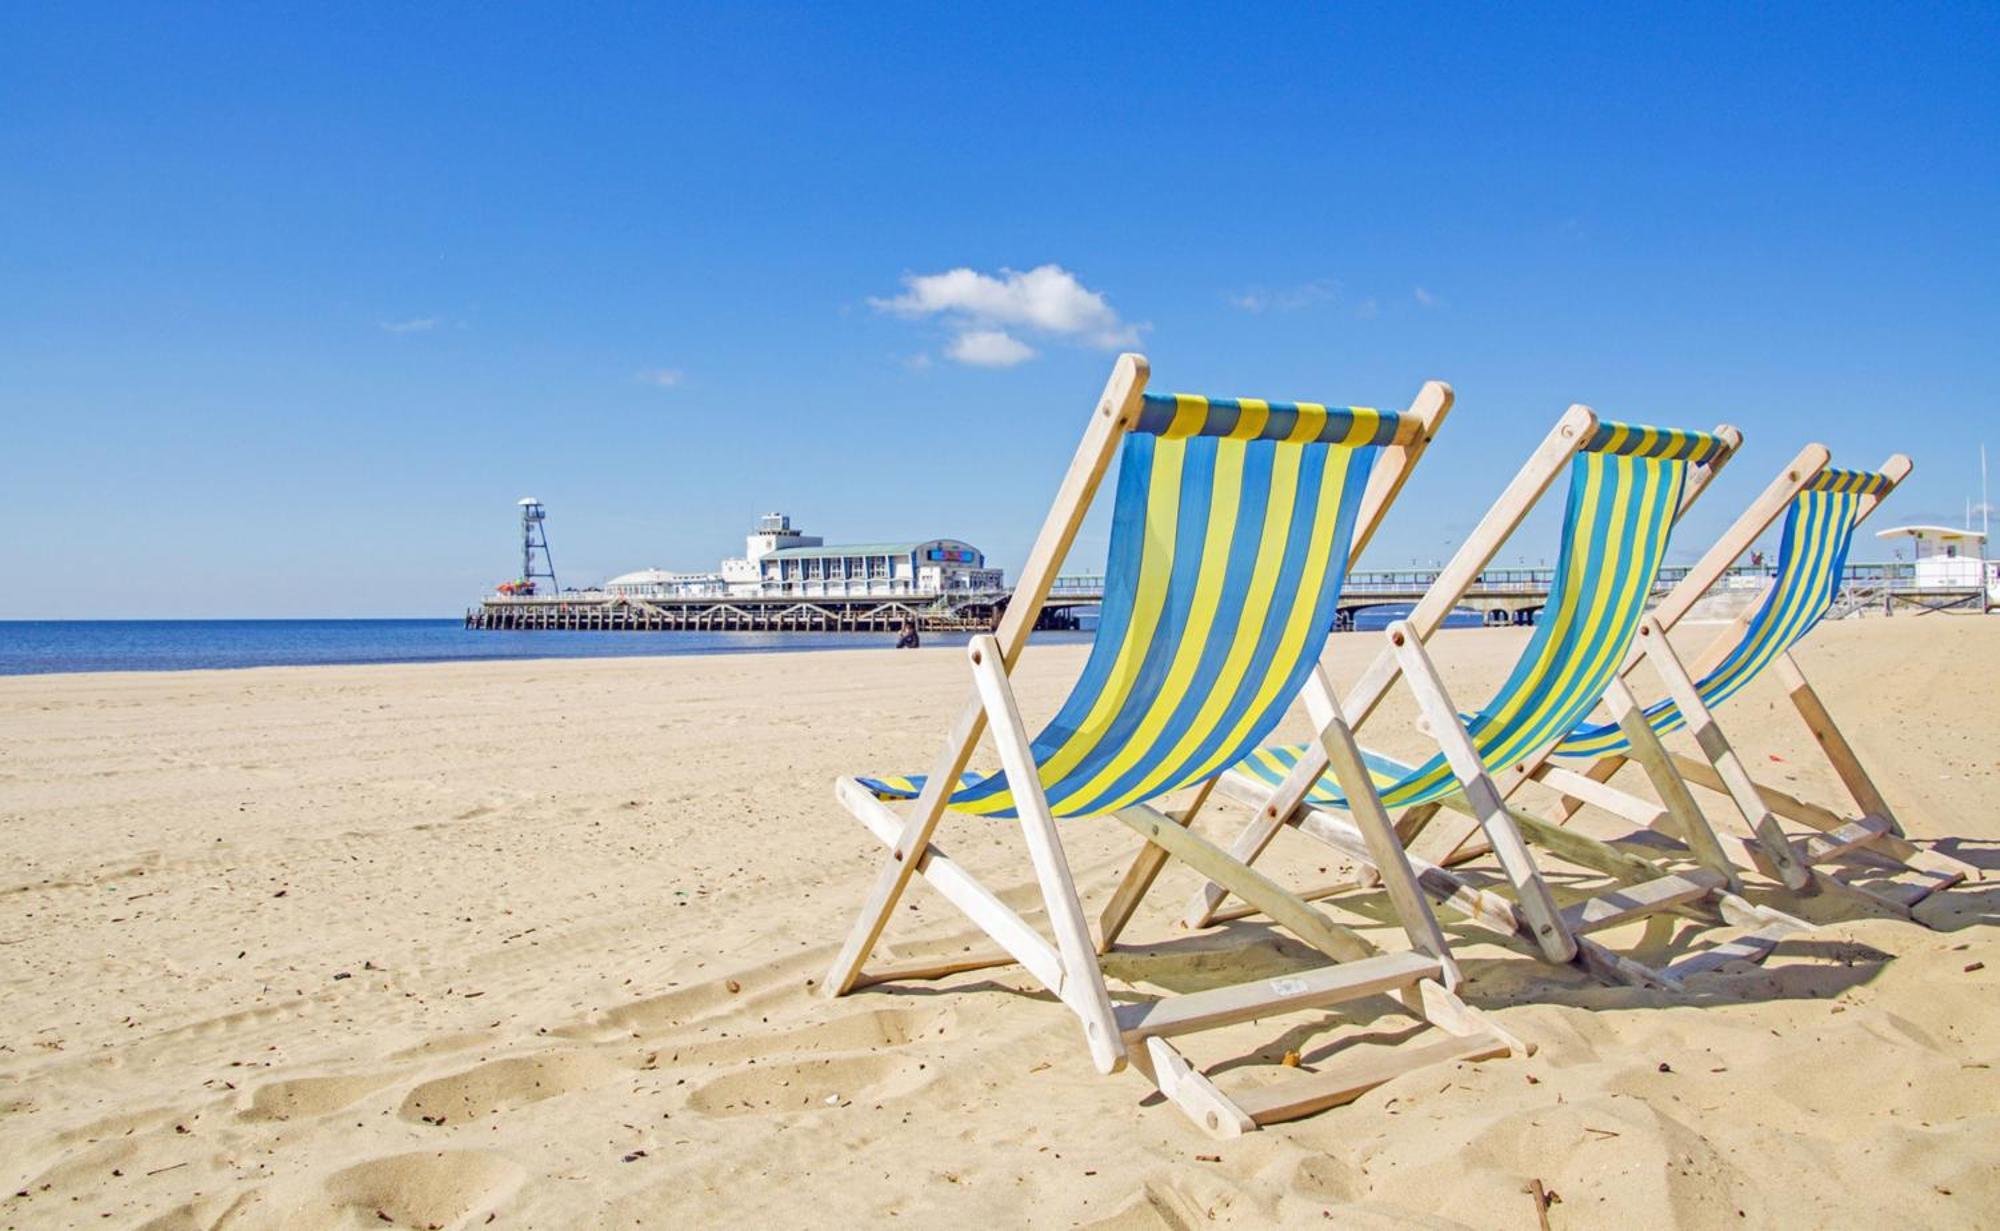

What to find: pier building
left=718, top=513, right=1000, bottom=598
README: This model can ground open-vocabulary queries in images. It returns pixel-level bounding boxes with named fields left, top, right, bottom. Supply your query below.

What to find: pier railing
left=468, top=560, right=1966, bottom=633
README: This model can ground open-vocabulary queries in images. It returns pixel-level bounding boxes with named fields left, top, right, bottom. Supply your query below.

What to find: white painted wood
left=1664, top=921, right=1799, bottom=980
left=1537, top=763, right=1672, bottom=829
left=1310, top=673, right=1458, bottom=984
left=1775, top=651, right=1903, bottom=837
left=1113, top=951, right=1441, bottom=1041
left=1558, top=870, right=1729, bottom=935
left=1388, top=622, right=1577, bottom=964
left=1142, top=1037, right=1253, bottom=1138
left=1114, top=805, right=1376, bottom=964
left=1232, top=1032, right=1511, bottom=1124
left=1416, top=979, right=1533, bottom=1056
left=1635, top=617, right=1812, bottom=891
left=823, top=355, right=1149, bottom=997
left=837, top=776, right=1067, bottom=993
left=1098, top=777, right=1215, bottom=953
left=967, top=635, right=1125, bottom=1075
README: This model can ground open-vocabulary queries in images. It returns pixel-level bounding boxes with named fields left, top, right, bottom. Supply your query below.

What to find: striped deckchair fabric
left=1231, top=419, right=1717, bottom=810
left=860, top=392, right=1400, bottom=819
left=1554, top=466, right=1889, bottom=758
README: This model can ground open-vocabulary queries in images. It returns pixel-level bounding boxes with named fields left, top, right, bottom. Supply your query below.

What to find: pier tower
left=517, top=497, right=558, bottom=595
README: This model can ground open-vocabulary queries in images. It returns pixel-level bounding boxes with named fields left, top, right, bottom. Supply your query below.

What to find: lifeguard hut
left=1875, top=524, right=1996, bottom=612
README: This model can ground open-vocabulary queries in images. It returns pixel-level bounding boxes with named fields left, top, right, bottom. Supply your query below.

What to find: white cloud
left=1226, top=280, right=1335, bottom=313
left=1354, top=298, right=1380, bottom=320
left=947, top=329, right=1036, bottom=368
left=380, top=316, right=440, bottom=334
left=872, top=263, right=1141, bottom=366
left=637, top=368, right=685, bottom=388
left=1413, top=286, right=1439, bottom=307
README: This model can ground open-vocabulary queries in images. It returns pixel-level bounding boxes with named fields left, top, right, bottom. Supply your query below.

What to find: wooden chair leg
left=822, top=690, right=987, bottom=997
left=1634, top=618, right=1812, bottom=891
left=1113, top=806, right=1377, bottom=964
left=1181, top=759, right=1315, bottom=929
left=1100, top=777, right=1216, bottom=953
left=1313, top=684, right=1460, bottom=986
left=1601, top=676, right=1741, bottom=890
left=1386, top=621, right=1577, bottom=964
left=968, top=636, right=1126, bottom=1074
left=1775, top=651, right=1903, bottom=837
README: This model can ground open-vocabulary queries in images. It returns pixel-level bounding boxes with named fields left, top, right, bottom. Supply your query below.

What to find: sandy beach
left=3, top=617, right=1996, bottom=1229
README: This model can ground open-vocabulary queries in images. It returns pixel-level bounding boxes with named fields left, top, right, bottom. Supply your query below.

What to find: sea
left=0, top=606, right=1483, bottom=677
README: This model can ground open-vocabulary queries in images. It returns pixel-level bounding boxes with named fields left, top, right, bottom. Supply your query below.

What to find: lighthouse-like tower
left=517, top=497, right=558, bottom=595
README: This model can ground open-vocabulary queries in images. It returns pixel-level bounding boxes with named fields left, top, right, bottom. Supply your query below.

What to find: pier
left=467, top=561, right=1982, bottom=633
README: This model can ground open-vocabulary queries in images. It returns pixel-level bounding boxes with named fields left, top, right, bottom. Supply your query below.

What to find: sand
left=2, top=617, right=1996, bottom=1228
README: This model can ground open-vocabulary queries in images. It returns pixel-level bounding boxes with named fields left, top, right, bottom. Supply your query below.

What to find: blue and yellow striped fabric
left=1230, top=420, right=1712, bottom=810
left=1554, top=466, right=1889, bottom=757
left=858, top=392, right=1396, bottom=819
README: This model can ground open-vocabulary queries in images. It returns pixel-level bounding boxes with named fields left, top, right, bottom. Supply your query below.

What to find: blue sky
left=4, top=4, right=1996, bottom=618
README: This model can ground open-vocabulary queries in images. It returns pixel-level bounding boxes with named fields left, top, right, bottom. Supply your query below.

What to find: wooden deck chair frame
left=1170, top=406, right=1772, bottom=989
left=820, top=355, right=1529, bottom=1137
left=1521, top=447, right=1977, bottom=936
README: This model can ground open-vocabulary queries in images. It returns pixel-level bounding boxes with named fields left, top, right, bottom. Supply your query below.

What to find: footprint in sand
left=239, top=1072, right=401, bottom=1122
left=398, top=1050, right=633, bottom=1125
left=649, top=1006, right=952, bottom=1070
left=683, top=1050, right=933, bottom=1117
left=319, top=1150, right=525, bottom=1228
left=171, top=1149, right=527, bottom=1230
left=677, top=1006, right=953, bottom=1118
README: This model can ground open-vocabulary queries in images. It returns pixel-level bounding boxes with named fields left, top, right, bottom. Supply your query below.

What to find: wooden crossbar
left=1231, top=1031, right=1512, bottom=1125
left=1559, top=870, right=1728, bottom=935
left=1113, top=951, right=1440, bottom=1041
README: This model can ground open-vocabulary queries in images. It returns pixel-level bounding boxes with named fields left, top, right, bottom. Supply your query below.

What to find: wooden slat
left=1112, top=951, right=1441, bottom=1041
left=1538, top=764, right=1672, bottom=829
left=1233, top=1032, right=1511, bottom=1125
left=1664, top=921, right=1799, bottom=981
left=848, top=950, right=1019, bottom=988
left=1603, top=676, right=1740, bottom=885
left=1141, top=1037, right=1253, bottom=1138
left=1291, top=806, right=1525, bottom=936
left=1775, top=650, right=1902, bottom=836
left=1799, top=817, right=1891, bottom=863
left=1558, top=870, right=1728, bottom=935
left=838, top=777, right=1068, bottom=992
left=1208, top=876, right=1369, bottom=925
left=1634, top=618, right=1811, bottom=890
left=1389, top=622, right=1576, bottom=964
left=1099, top=778, right=1215, bottom=953
left=1667, top=753, right=1937, bottom=865
left=1290, top=804, right=1678, bottom=990
left=1309, top=671, right=1458, bottom=980
left=1114, top=804, right=1377, bottom=964
left=967, top=637, right=1125, bottom=1074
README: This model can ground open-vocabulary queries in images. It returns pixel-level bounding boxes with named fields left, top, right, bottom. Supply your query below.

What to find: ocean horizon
left=0, top=608, right=1485, bottom=677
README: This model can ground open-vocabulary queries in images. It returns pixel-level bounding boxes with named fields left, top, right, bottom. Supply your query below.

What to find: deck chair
left=1180, top=407, right=1783, bottom=988
left=1528, top=447, right=1978, bottom=953
left=820, top=355, right=1528, bottom=1137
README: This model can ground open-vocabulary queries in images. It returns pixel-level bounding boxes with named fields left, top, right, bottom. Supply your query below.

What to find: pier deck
left=467, top=563, right=1981, bottom=634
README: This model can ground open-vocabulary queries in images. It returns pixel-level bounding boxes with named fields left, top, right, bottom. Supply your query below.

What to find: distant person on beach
left=895, top=620, right=920, bottom=650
